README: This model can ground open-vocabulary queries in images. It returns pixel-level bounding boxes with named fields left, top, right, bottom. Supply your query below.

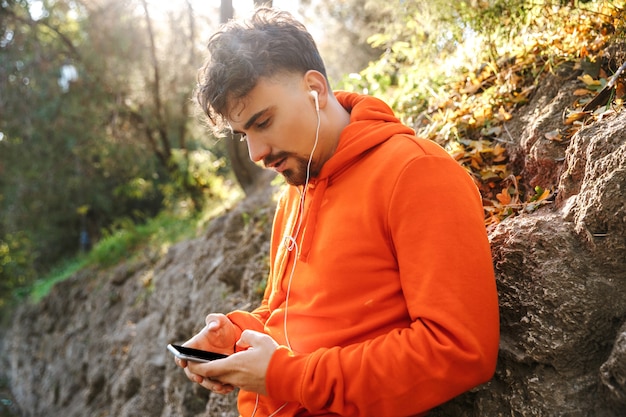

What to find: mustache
left=263, top=151, right=292, bottom=168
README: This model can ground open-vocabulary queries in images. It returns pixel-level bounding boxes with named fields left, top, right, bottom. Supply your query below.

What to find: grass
left=29, top=257, right=89, bottom=303
left=28, top=188, right=243, bottom=304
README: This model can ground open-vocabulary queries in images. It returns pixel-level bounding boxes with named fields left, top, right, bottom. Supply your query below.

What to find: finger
left=187, top=355, right=238, bottom=388
left=237, top=329, right=278, bottom=350
left=199, top=377, right=235, bottom=394
left=183, top=366, right=204, bottom=384
left=188, top=358, right=227, bottom=377
left=205, top=313, right=226, bottom=329
left=175, top=357, right=188, bottom=368
left=185, top=324, right=214, bottom=346
left=236, top=329, right=258, bottom=349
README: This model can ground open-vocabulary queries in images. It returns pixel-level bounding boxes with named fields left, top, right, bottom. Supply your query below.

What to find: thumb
left=205, top=313, right=227, bottom=329
left=236, top=330, right=278, bottom=351
left=236, top=330, right=262, bottom=349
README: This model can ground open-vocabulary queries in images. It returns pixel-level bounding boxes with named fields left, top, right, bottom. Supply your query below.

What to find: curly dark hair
left=195, top=7, right=328, bottom=132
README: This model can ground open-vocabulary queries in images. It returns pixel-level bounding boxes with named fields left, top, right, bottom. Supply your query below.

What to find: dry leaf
left=535, top=188, right=551, bottom=201
left=493, top=144, right=507, bottom=162
left=496, top=188, right=512, bottom=205
left=578, top=74, right=602, bottom=86
left=564, top=110, right=588, bottom=125
left=544, top=130, right=562, bottom=141
left=616, top=81, right=626, bottom=98
left=497, top=106, right=513, bottom=121
left=580, top=45, right=589, bottom=59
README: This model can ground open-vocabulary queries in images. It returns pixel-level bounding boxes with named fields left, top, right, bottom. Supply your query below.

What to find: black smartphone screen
left=170, top=344, right=228, bottom=361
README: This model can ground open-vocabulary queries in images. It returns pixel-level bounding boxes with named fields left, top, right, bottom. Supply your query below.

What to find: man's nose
left=245, top=135, right=271, bottom=163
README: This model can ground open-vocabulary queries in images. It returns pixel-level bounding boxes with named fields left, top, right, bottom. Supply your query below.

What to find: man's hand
left=188, top=330, right=279, bottom=396
left=174, top=313, right=237, bottom=385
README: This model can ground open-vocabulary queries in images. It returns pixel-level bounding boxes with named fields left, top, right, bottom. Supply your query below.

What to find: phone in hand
left=167, top=343, right=229, bottom=363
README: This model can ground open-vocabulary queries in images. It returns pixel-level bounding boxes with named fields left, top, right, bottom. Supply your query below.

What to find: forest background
left=1, top=0, right=625, bottom=320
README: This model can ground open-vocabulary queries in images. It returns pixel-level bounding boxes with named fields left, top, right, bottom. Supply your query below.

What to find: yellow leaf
left=564, top=110, right=588, bottom=125
left=616, top=81, right=626, bottom=99
left=577, top=74, right=601, bottom=86
left=76, top=205, right=90, bottom=216
left=451, top=151, right=466, bottom=161
left=493, top=144, right=507, bottom=162
left=535, top=188, right=551, bottom=202
left=573, top=88, right=593, bottom=96
left=497, top=106, right=513, bottom=121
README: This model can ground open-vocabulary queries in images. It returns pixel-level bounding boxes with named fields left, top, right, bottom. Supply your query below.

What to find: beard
left=264, top=152, right=321, bottom=186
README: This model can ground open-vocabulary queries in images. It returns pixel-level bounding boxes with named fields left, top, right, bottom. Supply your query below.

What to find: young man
left=174, top=7, right=499, bottom=417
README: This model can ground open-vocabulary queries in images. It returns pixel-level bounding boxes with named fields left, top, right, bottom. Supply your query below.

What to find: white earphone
left=310, top=90, right=319, bottom=112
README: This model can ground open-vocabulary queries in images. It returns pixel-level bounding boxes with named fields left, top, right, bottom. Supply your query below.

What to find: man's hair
left=196, top=8, right=327, bottom=131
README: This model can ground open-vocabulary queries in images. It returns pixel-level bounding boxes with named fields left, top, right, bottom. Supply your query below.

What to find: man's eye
left=257, top=119, right=270, bottom=129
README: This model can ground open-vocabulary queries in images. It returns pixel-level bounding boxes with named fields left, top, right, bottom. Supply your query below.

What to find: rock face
left=2, top=191, right=276, bottom=417
left=1, top=66, right=625, bottom=416
left=432, top=67, right=626, bottom=416
left=489, top=112, right=626, bottom=416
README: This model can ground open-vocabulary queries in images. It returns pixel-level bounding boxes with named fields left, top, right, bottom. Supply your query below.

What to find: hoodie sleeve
left=226, top=304, right=270, bottom=344
left=265, top=151, right=500, bottom=416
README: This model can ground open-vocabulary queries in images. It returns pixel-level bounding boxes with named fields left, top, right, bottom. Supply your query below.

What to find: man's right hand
left=174, top=313, right=237, bottom=383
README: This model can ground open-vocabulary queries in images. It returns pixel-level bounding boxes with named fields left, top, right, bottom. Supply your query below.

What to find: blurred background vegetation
left=1, top=0, right=624, bottom=319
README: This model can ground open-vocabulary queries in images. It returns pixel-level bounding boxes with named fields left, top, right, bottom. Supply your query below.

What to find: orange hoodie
left=227, top=92, right=499, bottom=417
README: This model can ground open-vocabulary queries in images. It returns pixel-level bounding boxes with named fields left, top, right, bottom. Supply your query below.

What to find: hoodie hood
left=297, top=91, right=415, bottom=260
left=317, top=91, right=415, bottom=180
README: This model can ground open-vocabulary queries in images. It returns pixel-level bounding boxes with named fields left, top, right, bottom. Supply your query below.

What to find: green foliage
left=337, top=0, right=457, bottom=119
left=163, top=148, right=230, bottom=210
left=300, top=0, right=391, bottom=83
left=455, top=0, right=531, bottom=58
left=89, top=218, right=148, bottom=268
left=29, top=257, right=87, bottom=303
left=0, top=232, right=37, bottom=311
left=22, top=192, right=240, bottom=308
left=0, top=0, right=229, bottom=290
left=337, top=0, right=621, bottom=123
left=88, top=199, right=210, bottom=269
left=92, top=175, right=239, bottom=266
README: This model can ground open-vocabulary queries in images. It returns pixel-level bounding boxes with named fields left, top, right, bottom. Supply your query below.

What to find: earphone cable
left=283, top=102, right=320, bottom=350
left=252, top=100, right=321, bottom=417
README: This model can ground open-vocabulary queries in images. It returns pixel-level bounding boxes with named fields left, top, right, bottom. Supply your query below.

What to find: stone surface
left=432, top=73, right=626, bottom=417
left=2, top=190, right=275, bottom=417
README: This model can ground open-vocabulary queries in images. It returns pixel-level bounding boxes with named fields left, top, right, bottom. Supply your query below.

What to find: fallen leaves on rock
left=412, top=3, right=625, bottom=227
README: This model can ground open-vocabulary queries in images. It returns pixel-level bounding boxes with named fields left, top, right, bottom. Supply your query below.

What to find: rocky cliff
left=1, top=190, right=276, bottom=417
left=1, top=58, right=625, bottom=416
left=432, top=60, right=626, bottom=417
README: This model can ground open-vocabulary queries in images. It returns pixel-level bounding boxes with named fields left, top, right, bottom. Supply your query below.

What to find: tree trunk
left=220, top=0, right=272, bottom=194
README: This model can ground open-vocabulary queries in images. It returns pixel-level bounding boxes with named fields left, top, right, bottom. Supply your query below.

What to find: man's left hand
left=188, top=330, right=280, bottom=396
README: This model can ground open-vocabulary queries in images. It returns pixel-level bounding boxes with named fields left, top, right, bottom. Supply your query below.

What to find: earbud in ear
left=310, top=90, right=319, bottom=112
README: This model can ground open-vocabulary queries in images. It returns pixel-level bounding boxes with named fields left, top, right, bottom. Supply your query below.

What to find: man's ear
left=304, top=70, right=329, bottom=108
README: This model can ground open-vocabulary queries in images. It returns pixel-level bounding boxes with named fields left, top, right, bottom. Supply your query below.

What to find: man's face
left=227, top=75, right=327, bottom=186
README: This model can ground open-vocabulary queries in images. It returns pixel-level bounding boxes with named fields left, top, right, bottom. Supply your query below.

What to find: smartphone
left=167, top=343, right=229, bottom=363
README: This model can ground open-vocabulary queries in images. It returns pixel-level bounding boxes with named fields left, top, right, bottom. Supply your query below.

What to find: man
left=174, top=7, right=499, bottom=417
